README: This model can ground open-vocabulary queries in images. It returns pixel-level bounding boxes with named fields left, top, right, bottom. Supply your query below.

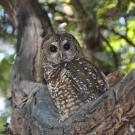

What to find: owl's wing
left=65, top=58, right=108, bottom=102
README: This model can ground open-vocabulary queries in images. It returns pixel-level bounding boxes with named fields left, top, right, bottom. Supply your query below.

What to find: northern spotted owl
left=40, top=32, right=108, bottom=121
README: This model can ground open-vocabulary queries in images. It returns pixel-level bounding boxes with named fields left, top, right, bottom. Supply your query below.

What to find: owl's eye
left=49, top=45, right=58, bottom=53
left=63, top=43, right=70, bottom=50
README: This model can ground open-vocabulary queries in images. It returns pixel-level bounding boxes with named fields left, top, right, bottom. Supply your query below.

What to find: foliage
left=0, top=5, right=15, bottom=134
left=0, top=56, right=13, bottom=95
left=39, top=0, right=135, bottom=73
left=0, top=102, right=12, bottom=135
left=0, top=5, right=15, bottom=94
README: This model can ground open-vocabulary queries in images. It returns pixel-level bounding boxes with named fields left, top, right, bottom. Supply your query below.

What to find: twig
left=100, top=34, right=119, bottom=68
left=100, top=25, right=135, bottom=47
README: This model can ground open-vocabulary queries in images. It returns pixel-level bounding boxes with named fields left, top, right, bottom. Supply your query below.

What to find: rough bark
left=0, top=0, right=135, bottom=135
left=11, top=70, right=135, bottom=135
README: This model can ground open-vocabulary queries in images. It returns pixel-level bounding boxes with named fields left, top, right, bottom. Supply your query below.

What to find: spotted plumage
left=40, top=32, right=108, bottom=121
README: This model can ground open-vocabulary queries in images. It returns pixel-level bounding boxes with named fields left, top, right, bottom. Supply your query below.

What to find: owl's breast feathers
left=45, top=58, right=108, bottom=121
left=47, top=63, right=83, bottom=121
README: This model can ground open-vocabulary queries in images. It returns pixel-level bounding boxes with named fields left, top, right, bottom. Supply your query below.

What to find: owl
left=40, top=32, right=108, bottom=121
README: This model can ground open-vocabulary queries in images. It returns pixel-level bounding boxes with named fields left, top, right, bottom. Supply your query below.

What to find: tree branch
left=11, top=70, right=135, bottom=135
left=0, top=0, right=17, bottom=28
left=8, top=0, right=53, bottom=120
left=100, top=34, right=119, bottom=68
left=71, top=0, right=88, bottom=17
left=100, top=25, right=135, bottom=47
left=111, top=28, right=135, bottom=47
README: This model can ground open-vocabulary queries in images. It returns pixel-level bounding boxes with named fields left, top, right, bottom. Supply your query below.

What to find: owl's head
left=41, top=32, right=82, bottom=65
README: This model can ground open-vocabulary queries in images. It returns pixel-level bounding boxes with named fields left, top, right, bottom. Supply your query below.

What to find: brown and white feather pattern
left=44, top=58, right=108, bottom=121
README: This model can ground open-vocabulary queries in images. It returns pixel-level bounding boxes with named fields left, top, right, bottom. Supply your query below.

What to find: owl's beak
left=59, top=52, right=63, bottom=60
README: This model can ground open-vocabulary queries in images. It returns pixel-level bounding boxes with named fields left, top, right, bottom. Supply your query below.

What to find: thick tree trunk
left=0, top=0, right=135, bottom=135
left=11, top=70, right=135, bottom=135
